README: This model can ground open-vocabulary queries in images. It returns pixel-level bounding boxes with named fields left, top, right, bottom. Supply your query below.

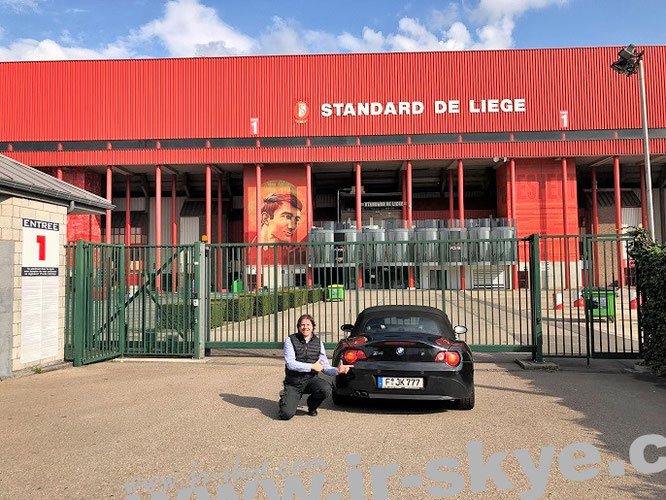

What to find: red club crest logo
left=293, top=101, right=309, bottom=123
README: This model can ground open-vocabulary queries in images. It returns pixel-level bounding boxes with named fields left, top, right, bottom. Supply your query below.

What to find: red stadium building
left=0, top=46, right=664, bottom=262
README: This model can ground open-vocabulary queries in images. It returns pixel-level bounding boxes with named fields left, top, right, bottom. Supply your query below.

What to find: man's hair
left=261, top=193, right=302, bottom=219
left=297, top=313, right=316, bottom=329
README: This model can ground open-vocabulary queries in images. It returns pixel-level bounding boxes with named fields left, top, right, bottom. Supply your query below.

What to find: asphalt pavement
left=0, top=355, right=664, bottom=499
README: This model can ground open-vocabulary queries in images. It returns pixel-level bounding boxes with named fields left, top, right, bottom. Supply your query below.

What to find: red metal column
left=205, top=164, right=212, bottom=240
left=407, top=160, right=415, bottom=288
left=406, top=161, right=413, bottom=229
left=457, top=160, right=465, bottom=290
left=217, top=173, right=223, bottom=290
left=355, top=162, right=363, bottom=289
left=172, top=173, right=178, bottom=292
left=125, top=174, right=131, bottom=289
left=510, top=159, right=518, bottom=290
left=172, top=174, right=178, bottom=245
left=561, top=158, right=571, bottom=288
left=401, top=170, right=407, bottom=228
left=613, top=156, right=625, bottom=286
left=640, top=163, right=648, bottom=230
left=448, top=169, right=454, bottom=224
left=125, top=175, right=131, bottom=247
left=155, top=165, right=162, bottom=293
left=355, top=162, right=362, bottom=230
left=591, top=166, right=600, bottom=285
left=306, top=163, right=313, bottom=287
left=56, top=167, right=63, bottom=181
left=105, top=166, right=112, bottom=244
left=255, top=164, right=262, bottom=289
left=306, top=163, right=313, bottom=230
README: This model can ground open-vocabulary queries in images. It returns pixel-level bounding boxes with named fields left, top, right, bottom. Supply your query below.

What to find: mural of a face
left=259, top=193, right=303, bottom=243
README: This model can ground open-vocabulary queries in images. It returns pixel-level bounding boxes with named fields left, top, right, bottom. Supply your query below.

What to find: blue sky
left=0, top=0, right=663, bottom=60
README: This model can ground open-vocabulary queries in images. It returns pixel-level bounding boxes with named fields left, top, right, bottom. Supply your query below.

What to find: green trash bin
left=232, top=279, right=244, bottom=293
left=583, top=287, right=617, bottom=320
left=326, top=284, right=344, bottom=302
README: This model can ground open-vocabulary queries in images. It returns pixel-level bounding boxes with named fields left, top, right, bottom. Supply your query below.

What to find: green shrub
left=158, top=287, right=324, bottom=328
left=628, top=228, right=666, bottom=376
left=210, top=296, right=254, bottom=326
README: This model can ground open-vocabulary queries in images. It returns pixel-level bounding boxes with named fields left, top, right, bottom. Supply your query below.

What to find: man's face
left=264, top=202, right=301, bottom=242
left=298, top=318, right=314, bottom=338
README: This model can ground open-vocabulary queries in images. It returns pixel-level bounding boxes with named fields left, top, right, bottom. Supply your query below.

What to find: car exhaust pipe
left=352, top=390, right=369, bottom=398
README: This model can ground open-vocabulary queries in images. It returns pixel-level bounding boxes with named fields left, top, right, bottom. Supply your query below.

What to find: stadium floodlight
left=611, top=45, right=655, bottom=239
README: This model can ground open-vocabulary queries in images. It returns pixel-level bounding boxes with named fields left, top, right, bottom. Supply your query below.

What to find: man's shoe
left=307, top=408, right=318, bottom=416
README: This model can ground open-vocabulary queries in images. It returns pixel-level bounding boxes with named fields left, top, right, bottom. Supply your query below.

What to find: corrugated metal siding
left=147, top=196, right=186, bottom=245
left=621, top=207, right=642, bottom=230
left=5, top=138, right=666, bottom=167
left=112, top=196, right=146, bottom=211
left=1, top=47, right=665, bottom=142
left=179, top=217, right=200, bottom=245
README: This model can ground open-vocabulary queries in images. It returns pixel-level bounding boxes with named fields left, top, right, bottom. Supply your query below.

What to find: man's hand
left=311, top=360, right=324, bottom=373
left=337, top=360, right=353, bottom=374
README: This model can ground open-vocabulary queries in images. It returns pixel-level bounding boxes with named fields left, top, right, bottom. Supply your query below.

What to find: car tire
left=332, top=392, right=353, bottom=406
left=454, top=387, right=475, bottom=410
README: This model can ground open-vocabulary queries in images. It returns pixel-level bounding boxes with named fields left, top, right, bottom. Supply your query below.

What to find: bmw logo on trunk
left=396, top=347, right=405, bottom=356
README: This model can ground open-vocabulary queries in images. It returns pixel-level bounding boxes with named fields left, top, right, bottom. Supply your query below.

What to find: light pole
left=611, top=44, right=655, bottom=240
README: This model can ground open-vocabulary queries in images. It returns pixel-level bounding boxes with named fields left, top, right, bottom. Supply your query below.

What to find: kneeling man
left=279, top=314, right=351, bottom=420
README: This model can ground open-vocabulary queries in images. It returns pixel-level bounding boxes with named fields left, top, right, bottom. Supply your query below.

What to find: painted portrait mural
left=244, top=165, right=308, bottom=265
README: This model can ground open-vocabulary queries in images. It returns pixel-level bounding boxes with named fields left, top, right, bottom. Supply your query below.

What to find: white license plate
left=377, top=377, right=424, bottom=389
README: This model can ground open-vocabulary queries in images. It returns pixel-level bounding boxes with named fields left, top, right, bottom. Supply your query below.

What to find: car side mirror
left=341, top=323, right=354, bottom=332
left=454, top=325, right=467, bottom=336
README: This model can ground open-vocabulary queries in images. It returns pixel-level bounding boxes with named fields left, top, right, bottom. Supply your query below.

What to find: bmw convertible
left=331, top=305, right=474, bottom=409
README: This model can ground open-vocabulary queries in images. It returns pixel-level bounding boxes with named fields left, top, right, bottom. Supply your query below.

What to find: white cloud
left=0, top=0, right=570, bottom=62
left=134, top=0, right=257, bottom=56
left=0, top=0, right=43, bottom=11
left=428, top=3, right=461, bottom=31
left=338, top=27, right=385, bottom=53
left=445, top=22, right=473, bottom=51
left=258, top=17, right=309, bottom=55
left=0, top=38, right=131, bottom=61
left=471, top=0, right=568, bottom=48
left=475, top=0, right=568, bottom=20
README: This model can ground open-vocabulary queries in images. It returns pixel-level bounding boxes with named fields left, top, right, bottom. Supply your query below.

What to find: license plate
left=377, top=377, right=424, bottom=389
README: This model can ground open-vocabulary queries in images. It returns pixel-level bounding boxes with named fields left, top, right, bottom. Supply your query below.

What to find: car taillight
left=435, top=350, right=461, bottom=366
left=346, top=336, right=368, bottom=346
left=343, top=349, right=367, bottom=364
left=435, top=337, right=453, bottom=346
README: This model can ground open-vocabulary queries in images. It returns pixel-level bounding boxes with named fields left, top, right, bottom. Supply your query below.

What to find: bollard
left=553, top=291, right=563, bottom=310
left=630, top=291, right=638, bottom=310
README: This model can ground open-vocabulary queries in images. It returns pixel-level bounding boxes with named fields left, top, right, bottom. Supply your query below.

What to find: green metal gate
left=65, top=241, right=202, bottom=365
left=535, top=234, right=642, bottom=361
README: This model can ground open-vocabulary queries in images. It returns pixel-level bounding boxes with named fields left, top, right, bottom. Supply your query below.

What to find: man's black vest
left=285, top=332, right=321, bottom=380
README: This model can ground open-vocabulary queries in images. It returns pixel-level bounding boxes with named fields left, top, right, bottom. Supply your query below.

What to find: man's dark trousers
left=278, top=375, right=332, bottom=420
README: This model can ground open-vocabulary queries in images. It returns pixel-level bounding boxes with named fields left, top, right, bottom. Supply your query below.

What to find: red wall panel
left=57, top=167, right=102, bottom=241
left=513, top=158, right=579, bottom=237
left=0, top=46, right=665, bottom=142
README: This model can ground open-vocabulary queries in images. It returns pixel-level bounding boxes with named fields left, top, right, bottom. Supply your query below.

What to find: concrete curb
left=0, top=360, right=73, bottom=381
left=515, top=358, right=560, bottom=370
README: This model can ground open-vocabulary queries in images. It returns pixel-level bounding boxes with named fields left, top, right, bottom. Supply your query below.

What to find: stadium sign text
left=320, top=99, right=526, bottom=117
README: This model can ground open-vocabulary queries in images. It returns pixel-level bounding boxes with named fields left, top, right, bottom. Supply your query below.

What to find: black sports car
left=331, top=305, right=474, bottom=409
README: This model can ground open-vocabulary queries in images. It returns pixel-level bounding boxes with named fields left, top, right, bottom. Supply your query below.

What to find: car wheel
left=332, top=392, right=353, bottom=406
left=454, top=387, right=475, bottom=410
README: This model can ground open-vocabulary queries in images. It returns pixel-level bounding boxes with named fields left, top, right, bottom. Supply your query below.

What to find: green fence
left=65, top=233, right=642, bottom=365
left=206, top=238, right=535, bottom=353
